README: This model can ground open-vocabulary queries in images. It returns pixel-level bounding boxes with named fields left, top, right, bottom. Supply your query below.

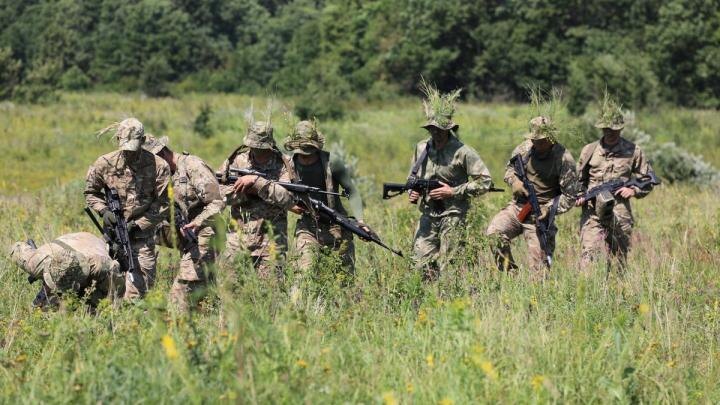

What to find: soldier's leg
left=333, top=229, right=355, bottom=279
left=221, top=231, right=242, bottom=264
left=170, top=226, right=216, bottom=311
left=412, top=214, right=441, bottom=280
left=520, top=222, right=545, bottom=278
left=437, top=215, right=464, bottom=275
left=607, top=208, right=634, bottom=270
left=296, top=231, right=321, bottom=272
left=579, top=212, right=608, bottom=273
left=485, top=205, right=524, bottom=271
left=124, top=238, right=156, bottom=300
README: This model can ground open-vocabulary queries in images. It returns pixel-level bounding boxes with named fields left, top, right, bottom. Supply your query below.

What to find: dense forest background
left=1, top=0, right=719, bottom=114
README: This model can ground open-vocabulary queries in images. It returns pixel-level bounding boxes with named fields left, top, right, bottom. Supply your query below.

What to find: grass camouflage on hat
left=97, top=118, right=146, bottom=151
left=9, top=241, right=41, bottom=280
left=420, top=78, right=461, bottom=131
left=594, top=91, right=625, bottom=130
left=243, top=102, right=276, bottom=150
left=142, top=134, right=169, bottom=155
left=525, top=86, right=561, bottom=143
left=42, top=249, right=87, bottom=291
left=284, top=119, right=325, bottom=155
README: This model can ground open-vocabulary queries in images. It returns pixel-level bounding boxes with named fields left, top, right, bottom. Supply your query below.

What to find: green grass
left=1, top=93, right=719, bottom=403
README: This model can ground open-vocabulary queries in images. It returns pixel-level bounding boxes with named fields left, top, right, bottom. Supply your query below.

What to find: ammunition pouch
left=595, top=189, right=616, bottom=223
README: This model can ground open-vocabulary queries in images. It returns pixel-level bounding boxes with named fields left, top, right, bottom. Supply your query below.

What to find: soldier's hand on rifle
left=575, top=197, right=586, bottom=206
left=614, top=186, right=636, bottom=199
left=512, top=180, right=528, bottom=199
left=428, top=182, right=453, bottom=200
left=102, top=209, right=117, bottom=227
left=290, top=205, right=305, bottom=215
left=232, top=175, right=260, bottom=195
left=408, top=190, right=420, bottom=203
left=127, top=220, right=141, bottom=237
left=181, top=222, right=200, bottom=237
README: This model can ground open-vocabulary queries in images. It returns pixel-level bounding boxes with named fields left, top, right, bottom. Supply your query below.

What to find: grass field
left=1, top=93, right=719, bottom=403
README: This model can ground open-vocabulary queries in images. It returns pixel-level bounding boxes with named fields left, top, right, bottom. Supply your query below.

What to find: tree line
left=1, top=0, right=718, bottom=115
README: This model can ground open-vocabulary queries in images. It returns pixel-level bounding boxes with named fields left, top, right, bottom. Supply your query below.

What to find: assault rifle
left=511, top=154, right=555, bottom=267
left=383, top=178, right=504, bottom=200
left=172, top=202, right=198, bottom=250
left=579, top=171, right=660, bottom=202
left=218, top=168, right=347, bottom=198
left=303, top=196, right=403, bottom=257
left=85, top=187, right=137, bottom=274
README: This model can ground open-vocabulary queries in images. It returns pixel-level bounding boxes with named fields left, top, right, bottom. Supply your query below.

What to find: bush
left=60, top=66, right=91, bottom=90
left=0, top=47, right=22, bottom=100
left=140, top=56, right=174, bottom=98
left=193, top=104, right=214, bottom=138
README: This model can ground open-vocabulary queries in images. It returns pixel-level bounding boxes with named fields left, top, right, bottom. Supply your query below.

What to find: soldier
left=142, top=135, right=225, bottom=311
left=486, top=116, right=578, bottom=278
left=9, top=232, right=124, bottom=308
left=408, top=83, right=493, bottom=280
left=283, top=120, right=366, bottom=275
left=576, top=96, right=655, bottom=270
left=85, top=118, right=170, bottom=299
left=217, top=121, right=298, bottom=279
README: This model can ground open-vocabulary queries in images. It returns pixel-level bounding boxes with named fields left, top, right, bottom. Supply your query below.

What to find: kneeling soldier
left=9, top=232, right=124, bottom=309
left=143, top=135, right=225, bottom=312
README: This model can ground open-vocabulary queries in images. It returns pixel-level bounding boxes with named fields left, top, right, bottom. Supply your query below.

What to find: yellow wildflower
left=638, top=303, right=650, bottom=315
left=438, top=398, right=454, bottom=405
left=406, top=382, right=414, bottom=393
left=480, top=361, right=498, bottom=380
left=666, top=360, right=676, bottom=368
left=426, top=354, right=435, bottom=368
left=382, top=391, right=398, bottom=405
left=417, top=309, right=428, bottom=324
left=531, top=375, right=545, bottom=391
left=161, top=334, right=179, bottom=360
left=296, top=359, right=308, bottom=368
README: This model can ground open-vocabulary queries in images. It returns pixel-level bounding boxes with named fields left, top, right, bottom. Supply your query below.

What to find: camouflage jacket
left=85, top=150, right=171, bottom=231
left=410, top=135, right=493, bottom=217
left=171, top=153, right=225, bottom=227
left=218, top=149, right=295, bottom=222
left=577, top=137, right=654, bottom=200
left=504, top=140, right=578, bottom=214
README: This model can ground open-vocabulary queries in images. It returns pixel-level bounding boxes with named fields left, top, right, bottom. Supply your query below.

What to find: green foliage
left=193, top=104, right=214, bottom=138
left=60, top=66, right=90, bottom=90
left=141, top=55, right=174, bottom=98
left=0, top=46, right=22, bottom=100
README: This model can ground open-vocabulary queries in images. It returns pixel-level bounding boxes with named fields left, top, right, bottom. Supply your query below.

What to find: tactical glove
left=511, top=180, right=528, bottom=199
left=102, top=210, right=117, bottom=227
left=127, top=220, right=141, bottom=238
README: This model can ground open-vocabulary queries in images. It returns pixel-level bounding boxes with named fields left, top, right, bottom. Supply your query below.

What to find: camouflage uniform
left=486, top=117, right=578, bottom=277
left=9, top=232, right=125, bottom=307
left=143, top=135, right=225, bottom=311
left=85, top=118, right=170, bottom=299
left=284, top=121, right=363, bottom=274
left=218, top=122, right=296, bottom=278
left=577, top=103, right=655, bottom=270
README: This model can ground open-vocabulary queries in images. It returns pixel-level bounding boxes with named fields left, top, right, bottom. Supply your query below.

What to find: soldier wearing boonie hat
left=576, top=93, right=656, bottom=272
left=407, top=79, right=494, bottom=281
left=85, top=118, right=171, bottom=299
left=143, top=134, right=225, bottom=312
left=283, top=119, right=366, bottom=277
left=217, top=115, right=298, bottom=279
left=486, top=111, right=579, bottom=278
left=8, top=232, right=124, bottom=309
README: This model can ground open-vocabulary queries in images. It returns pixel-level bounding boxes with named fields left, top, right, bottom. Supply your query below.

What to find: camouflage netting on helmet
left=97, top=118, right=145, bottom=151
left=595, top=91, right=625, bottom=130
left=243, top=101, right=276, bottom=149
left=284, top=118, right=325, bottom=152
left=420, top=78, right=461, bottom=130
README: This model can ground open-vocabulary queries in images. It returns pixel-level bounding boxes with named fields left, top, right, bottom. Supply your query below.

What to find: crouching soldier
left=143, top=135, right=225, bottom=312
left=9, top=232, right=125, bottom=309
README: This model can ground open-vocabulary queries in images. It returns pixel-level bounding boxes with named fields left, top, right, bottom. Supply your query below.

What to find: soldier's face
left=531, top=138, right=553, bottom=154
left=602, top=128, right=621, bottom=139
left=427, top=127, right=449, bottom=141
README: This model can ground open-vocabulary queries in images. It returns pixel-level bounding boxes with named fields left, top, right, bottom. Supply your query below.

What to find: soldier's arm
left=189, top=162, right=226, bottom=227
left=134, top=161, right=171, bottom=230
left=84, top=159, right=108, bottom=214
left=331, top=157, right=363, bottom=221
left=503, top=142, right=527, bottom=186
left=255, top=177, right=297, bottom=210
left=631, top=147, right=654, bottom=199
left=452, top=147, right=492, bottom=197
left=556, top=150, right=580, bottom=214
left=576, top=144, right=593, bottom=192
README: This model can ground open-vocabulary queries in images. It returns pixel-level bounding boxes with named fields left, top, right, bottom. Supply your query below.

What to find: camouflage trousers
left=125, top=235, right=157, bottom=299
left=157, top=222, right=217, bottom=312
left=579, top=205, right=633, bottom=272
left=295, top=218, right=355, bottom=274
left=223, top=217, right=288, bottom=280
left=486, top=203, right=556, bottom=278
left=412, top=213, right=464, bottom=280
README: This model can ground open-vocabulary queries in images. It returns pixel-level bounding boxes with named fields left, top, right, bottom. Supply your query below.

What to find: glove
left=102, top=210, right=117, bottom=227
left=127, top=220, right=141, bottom=238
left=512, top=180, right=528, bottom=199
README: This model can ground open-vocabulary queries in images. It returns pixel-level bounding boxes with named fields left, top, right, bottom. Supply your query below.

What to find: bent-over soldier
left=486, top=116, right=578, bottom=278
left=9, top=232, right=124, bottom=308
left=143, top=135, right=225, bottom=311
left=576, top=96, right=656, bottom=271
left=85, top=118, right=170, bottom=299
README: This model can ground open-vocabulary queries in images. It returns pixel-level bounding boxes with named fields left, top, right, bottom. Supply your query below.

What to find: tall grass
left=0, top=93, right=718, bottom=403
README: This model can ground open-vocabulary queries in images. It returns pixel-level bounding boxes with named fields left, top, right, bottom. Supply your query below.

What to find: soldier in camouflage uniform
left=9, top=232, right=125, bottom=308
left=486, top=116, right=578, bottom=278
left=85, top=118, right=170, bottom=299
left=143, top=135, right=225, bottom=311
left=408, top=84, right=493, bottom=280
left=283, top=120, right=366, bottom=274
left=218, top=122, right=298, bottom=278
left=576, top=96, right=655, bottom=271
